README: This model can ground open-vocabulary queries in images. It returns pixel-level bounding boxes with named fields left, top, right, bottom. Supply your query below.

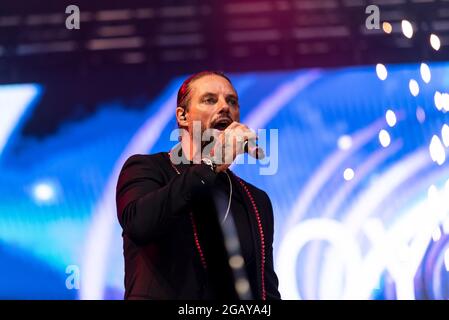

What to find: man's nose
left=216, top=97, right=230, bottom=113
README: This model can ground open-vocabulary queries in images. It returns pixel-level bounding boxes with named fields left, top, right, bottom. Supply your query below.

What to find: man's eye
left=203, top=97, right=216, bottom=104
left=228, top=99, right=238, bottom=106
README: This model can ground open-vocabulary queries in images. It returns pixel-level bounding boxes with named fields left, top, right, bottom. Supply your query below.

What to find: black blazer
left=116, top=151, right=281, bottom=300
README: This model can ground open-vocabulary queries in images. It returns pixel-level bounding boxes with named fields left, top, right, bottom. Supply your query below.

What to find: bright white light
left=428, top=184, right=438, bottom=199
left=420, top=63, right=431, bottom=84
left=434, top=91, right=443, bottom=111
left=442, top=124, right=449, bottom=147
left=276, top=219, right=362, bottom=299
left=427, top=184, right=446, bottom=224
left=443, top=183, right=449, bottom=232
left=444, top=218, right=449, bottom=235
left=432, top=227, right=441, bottom=242
left=401, top=20, right=413, bottom=39
left=416, top=107, right=425, bottom=123
left=430, top=34, right=441, bottom=51
left=409, top=79, right=419, bottom=96
left=343, top=168, right=355, bottom=181
left=376, top=63, right=388, bottom=81
left=429, top=135, right=446, bottom=165
left=33, top=182, right=55, bottom=202
left=385, top=109, right=397, bottom=127
left=443, top=93, right=449, bottom=112
left=338, top=135, right=352, bottom=150
left=378, top=129, right=391, bottom=147
left=445, top=249, right=449, bottom=272
left=0, top=85, right=41, bottom=157
left=446, top=179, right=449, bottom=198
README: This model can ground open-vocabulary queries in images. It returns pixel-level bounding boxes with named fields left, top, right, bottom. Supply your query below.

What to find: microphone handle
left=244, top=140, right=265, bottom=160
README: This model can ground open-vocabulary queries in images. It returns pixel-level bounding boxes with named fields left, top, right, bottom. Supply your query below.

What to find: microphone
left=243, top=140, right=265, bottom=160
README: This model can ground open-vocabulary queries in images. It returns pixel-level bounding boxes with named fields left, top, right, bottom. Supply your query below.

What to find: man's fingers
left=224, top=121, right=241, bottom=131
left=229, top=129, right=257, bottom=144
left=212, top=121, right=261, bottom=163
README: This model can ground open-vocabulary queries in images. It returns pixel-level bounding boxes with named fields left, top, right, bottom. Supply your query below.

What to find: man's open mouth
left=212, top=118, right=232, bottom=131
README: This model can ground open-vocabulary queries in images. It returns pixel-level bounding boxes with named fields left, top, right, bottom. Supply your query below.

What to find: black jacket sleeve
left=116, top=154, right=218, bottom=245
left=262, top=191, right=281, bottom=300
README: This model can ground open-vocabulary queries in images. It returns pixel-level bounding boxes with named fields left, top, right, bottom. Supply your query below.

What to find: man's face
left=185, top=74, right=240, bottom=134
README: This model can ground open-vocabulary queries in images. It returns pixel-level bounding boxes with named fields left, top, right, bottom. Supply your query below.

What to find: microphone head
left=255, top=147, right=265, bottom=160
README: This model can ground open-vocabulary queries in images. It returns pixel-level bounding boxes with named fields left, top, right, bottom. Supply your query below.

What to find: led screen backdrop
left=0, top=62, right=448, bottom=299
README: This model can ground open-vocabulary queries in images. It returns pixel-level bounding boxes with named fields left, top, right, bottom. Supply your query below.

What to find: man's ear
left=176, top=107, right=188, bottom=127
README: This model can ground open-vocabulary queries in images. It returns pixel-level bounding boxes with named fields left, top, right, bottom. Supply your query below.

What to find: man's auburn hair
left=176, top=70, right=234, bottom=114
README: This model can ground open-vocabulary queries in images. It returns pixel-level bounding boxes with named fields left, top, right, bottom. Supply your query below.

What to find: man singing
left=116, top=71, right=280, bottom=300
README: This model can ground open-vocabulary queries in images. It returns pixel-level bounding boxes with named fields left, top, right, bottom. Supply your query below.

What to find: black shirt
left=214, top=171, right=257, bottom=297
